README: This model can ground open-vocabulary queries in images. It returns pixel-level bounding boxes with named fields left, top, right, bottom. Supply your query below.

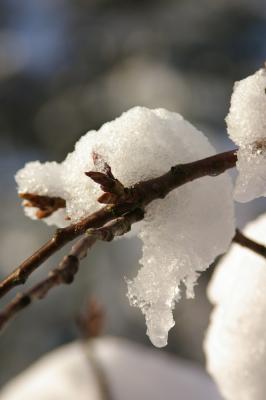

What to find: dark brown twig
left=233, top=229, right=266, bottom=259
left=77, top=298, right=105, bottom=339
left=20, top=193, right=66, bottom=219
left=0, top=149, right=237, bottom=299
left=0, top=209, right=144, bottom=330
left=87, top=152, right=128, bottom=204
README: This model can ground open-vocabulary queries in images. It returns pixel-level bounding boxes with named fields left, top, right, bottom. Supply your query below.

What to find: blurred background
left=0, top=0, right=265, bottom=389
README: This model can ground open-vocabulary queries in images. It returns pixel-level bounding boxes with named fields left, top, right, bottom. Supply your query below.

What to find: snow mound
left=16, top=107, right=235, bottom=347
left=204, top=213, right=266, bottom=400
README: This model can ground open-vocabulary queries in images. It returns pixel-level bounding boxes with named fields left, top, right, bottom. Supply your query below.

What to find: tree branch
left=0, top=209, right=144, bottom=330
left=19, top=193, right=66, bottom=219
left=1, top=147, right=265, bottom=332
left=0, top=149, right=237, bottom=299
left=233, top=229, right=266, bottom=259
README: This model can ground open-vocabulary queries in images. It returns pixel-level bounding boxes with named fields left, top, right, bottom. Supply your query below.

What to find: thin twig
left=0, top=149, right=237, bottom=298
left=233, top=229, right=266, bottom=260
left=0, top=203, right=134, bottom=298
left=0, top=209, right=144, bottom=330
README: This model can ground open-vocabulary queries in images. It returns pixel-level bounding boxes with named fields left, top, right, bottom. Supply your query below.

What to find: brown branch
left=19, top=193, right=66, bottom=219
left=77, top=298, right=105, bottom=339
left=0, top=208, right=144, bottom=331
left=233, top=229, right=266, bottom=260
left=1, top=147, right=265, bottom=331
left=0, top=149, right=237, bottom=299
left=86, top=171, right=126, bottom=205
left=0, top=203, right=134, bottom=298
left=87, top=152, right=129, bottom=204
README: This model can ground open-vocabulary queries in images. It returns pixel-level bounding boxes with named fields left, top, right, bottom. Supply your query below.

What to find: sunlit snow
left=16, top=107, right=235, bottom=347
left=226, top=68, right=266, bottom=202
left=204, top=214, right=266, bottom=400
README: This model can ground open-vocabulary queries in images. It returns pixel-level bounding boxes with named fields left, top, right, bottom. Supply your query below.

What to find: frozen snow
left=0, top=337, right=222, bottom=400
left=226, top=68, right=266, bottom=202
left=204, top=213, right=266, bottom=400
left=16, top=107, right=235, bottom=347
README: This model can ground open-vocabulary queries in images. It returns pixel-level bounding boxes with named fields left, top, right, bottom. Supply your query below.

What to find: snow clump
left=226, top=68, right=266, bottom=202
left=204, top=213, right=266, bottom=400
left=16, top=107, right=235, bottom=347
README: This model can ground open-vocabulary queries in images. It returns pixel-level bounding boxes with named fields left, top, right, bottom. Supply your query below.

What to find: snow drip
left=16, top=107, right=235, bottom=347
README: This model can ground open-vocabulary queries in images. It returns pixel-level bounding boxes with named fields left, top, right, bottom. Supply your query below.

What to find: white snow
left=0, top=337, right=222, bottom=400
left=226, top=68, right=266, bottom=202
left=234, top=147, right=266, bottom=202
left=204, top=213, right=266, bottom=400
left=16, top=106, right=235, bottom=347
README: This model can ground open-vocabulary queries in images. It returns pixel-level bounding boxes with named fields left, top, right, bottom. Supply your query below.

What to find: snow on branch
left=0, top=102, right=264, bottom=347
left=0, top=148, right=237, bottom=300
left=0, top=145, right=238, bottom=341
left=0, top=150, right=237, bottom=297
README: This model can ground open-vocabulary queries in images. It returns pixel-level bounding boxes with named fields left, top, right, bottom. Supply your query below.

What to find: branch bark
left=0, top=209, right=144, bottom=330
left=233, top=229, right=266, bottom=259
left=0, top=149, right=237, bottom=299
